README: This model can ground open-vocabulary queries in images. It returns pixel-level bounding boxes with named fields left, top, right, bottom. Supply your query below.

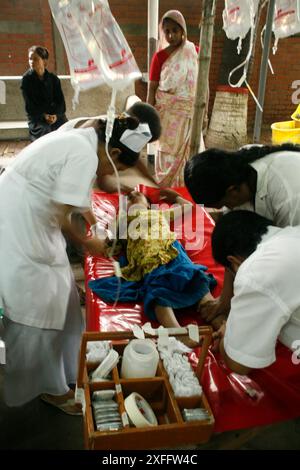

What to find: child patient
left=89, top=189, right=216, bottom=329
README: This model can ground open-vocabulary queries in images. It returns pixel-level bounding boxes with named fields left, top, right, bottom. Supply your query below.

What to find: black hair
left=162, top=17, right=184, bottom=33
left=95, top=115, right=140, bottom=167
left=127, top=102, right=161, bottom=142
left=28, top=45, right=49, bottom=60
left=184, top=143, right=300, bottom=206
left=212, top=210, right=273, bottom=268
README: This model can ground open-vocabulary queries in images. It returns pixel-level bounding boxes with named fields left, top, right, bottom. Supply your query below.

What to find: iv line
left=104, top=87, right=122, bottom=308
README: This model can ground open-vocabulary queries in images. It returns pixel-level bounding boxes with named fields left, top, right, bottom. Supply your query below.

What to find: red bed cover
left=85, top=188, right=300, bottom=433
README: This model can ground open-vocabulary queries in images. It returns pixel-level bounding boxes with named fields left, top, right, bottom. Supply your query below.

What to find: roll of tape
left=124, top=392, right=158, bottom=428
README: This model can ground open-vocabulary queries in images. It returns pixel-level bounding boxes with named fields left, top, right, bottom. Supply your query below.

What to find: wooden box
left=77, top=328, right=214, bottom=450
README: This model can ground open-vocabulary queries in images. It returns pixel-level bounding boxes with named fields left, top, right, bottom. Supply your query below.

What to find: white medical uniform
left=224, top=226, right=300, bottom=369
left=0, top=128, right=98, bottom=405
left=57, top=115, right=105, bottom=133
left=235, top=151, right=300, bottom=226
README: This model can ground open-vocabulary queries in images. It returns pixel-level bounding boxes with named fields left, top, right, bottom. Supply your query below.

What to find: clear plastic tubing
left=121, top=339, right=159, bottom=379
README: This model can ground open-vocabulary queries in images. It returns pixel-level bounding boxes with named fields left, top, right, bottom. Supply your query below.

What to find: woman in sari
left=147, top=10, right=204, bottom=187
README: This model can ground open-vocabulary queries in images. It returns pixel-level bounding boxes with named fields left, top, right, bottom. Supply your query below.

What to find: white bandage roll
left=124, top=392, right=158, bottom=428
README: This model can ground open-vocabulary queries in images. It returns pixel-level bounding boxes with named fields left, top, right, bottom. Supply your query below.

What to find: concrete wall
left=0, top=77, right=135, bottom=121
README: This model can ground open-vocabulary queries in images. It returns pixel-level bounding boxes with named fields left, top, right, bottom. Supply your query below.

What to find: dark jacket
left=21, top=68, right=67, bottom=140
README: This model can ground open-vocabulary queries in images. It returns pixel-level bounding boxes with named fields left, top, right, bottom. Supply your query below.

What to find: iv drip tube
left=104, top=87, right=122, bottom=308
left=228, top=17, right=263, bottom=112
left=261, top=25, right=274, bottom=74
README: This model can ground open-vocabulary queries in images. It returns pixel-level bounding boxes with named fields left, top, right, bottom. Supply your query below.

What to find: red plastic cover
left=85, top=188, right=300, bottom=432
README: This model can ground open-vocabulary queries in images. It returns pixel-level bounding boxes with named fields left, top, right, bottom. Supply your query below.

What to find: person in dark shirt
left=21, top=45, right=67, bottom=141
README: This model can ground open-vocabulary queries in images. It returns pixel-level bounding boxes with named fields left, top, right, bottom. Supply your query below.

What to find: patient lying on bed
left=89, top=189, right=217, bottom=329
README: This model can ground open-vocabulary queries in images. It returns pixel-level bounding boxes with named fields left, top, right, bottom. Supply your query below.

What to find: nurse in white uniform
left=184, top=143, right=300, bottom=326
left=0, top=114, right=153, bottom=414
left=57, top=101, right=162, bottom=193
left=211, top=210, right=300, bottom=375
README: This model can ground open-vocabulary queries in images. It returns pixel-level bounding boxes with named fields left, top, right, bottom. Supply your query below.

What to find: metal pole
left=147, top=0, right=159, bottom=163
left=253, top=0, right=276, bottom=143
left=147, top=0, right=159, bottom=73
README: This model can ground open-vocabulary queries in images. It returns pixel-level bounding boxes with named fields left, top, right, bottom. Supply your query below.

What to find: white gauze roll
left=124, top=392, right=158, bottom=427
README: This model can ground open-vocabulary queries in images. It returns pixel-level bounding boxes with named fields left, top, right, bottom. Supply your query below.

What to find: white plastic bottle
left=121, top=339, right=159, bottom=379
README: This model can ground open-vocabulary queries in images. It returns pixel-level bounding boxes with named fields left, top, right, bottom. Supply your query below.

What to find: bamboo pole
left=190, top=0, right=216, bottom=158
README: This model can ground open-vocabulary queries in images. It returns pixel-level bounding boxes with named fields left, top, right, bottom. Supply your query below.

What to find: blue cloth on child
left=88, top=240, right=217, bottom=321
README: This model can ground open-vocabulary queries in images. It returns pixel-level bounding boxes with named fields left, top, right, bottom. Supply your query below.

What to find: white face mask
left=119, top=123, right=152, bottom=153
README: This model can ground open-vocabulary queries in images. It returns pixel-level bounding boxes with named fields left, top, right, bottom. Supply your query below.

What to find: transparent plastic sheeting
left=49, top=0, right=104, bottom=92
left=223, top=0, right=300, bottom=55
left=85, top=187, right=300, bottom=433
left=273, top=0, right=300, bottom=40
left=49, top=0, right=141, bottom=93
left=190, top=342, right=300, bottom=433
left=222, top=0, right=259, bottom=41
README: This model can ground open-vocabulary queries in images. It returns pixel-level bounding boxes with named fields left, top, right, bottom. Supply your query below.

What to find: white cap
left=119, top=122, right=152, bottom=153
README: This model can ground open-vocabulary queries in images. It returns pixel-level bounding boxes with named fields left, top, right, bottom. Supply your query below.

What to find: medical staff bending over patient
left=211, top=210, right=300, bottom=375
left=184, top=143, right=300, bottom=328
left=58, top=101, right=162, bottom=193
left=0, top=113, right=154, bottom=415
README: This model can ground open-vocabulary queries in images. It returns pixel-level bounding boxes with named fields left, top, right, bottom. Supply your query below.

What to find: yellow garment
left=121, top=209, right=178, bottom=281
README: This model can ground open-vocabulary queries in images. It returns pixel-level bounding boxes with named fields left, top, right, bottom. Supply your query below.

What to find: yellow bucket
left=291, top=103, right=300, bottom=122
left=271, top=120, right=300, bottom=145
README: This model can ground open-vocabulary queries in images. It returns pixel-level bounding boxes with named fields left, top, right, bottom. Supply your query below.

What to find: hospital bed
left=84, top=187, right=300, bottom=447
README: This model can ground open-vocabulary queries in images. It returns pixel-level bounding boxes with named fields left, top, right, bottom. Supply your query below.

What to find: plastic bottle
left=121, top=339, right=159, bottom=379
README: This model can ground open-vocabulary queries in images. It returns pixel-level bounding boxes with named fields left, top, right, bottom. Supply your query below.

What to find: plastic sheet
left=49, top=0, right=141, bottom=93
left=85, top=187, right=224, bottom=332
left=273, top=0, right=300, bottom=40
left=222, top=0, right=262, bottom=110
left=69, top=0, right=141, bottom=90
left=189, top=343, right=300, bottom=432
left=49, top=0, right=104, bottom=93
left=222, top=0, right=259, bottom=45
left=85, top=187, right=300, bottom=432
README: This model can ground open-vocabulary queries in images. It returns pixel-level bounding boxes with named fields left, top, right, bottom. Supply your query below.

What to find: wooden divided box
left=77, top=328, right=214, bottom=450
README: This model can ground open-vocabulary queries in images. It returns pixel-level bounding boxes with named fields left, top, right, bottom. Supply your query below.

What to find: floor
left=0, top=370, right=85, bottom=450
left=1, top=259, right=299, bottom=452
left=1, top=359, right=300, bottom=450
left=0, top=125, right=273, bottom=163
left=0, top=146, right=86, bottom=448
left=0, top=261, right=85, bottom=450
left=0, top=140, right=29, bottom=170
left=1, top=132, right=300, bottom=450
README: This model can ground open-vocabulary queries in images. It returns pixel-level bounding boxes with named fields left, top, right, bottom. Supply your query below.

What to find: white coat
left=0, top=128, right=99, bottom=405
left=224, top=226, right=300, bottom=369
left=236, top=151, right=300, bottom=226
left=0, top=127, right=98, bottom=329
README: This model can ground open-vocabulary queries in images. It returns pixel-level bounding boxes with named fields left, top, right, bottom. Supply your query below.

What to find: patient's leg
left=154, top=305, right=181, bottom=328
left=154, top=304, right=200, bottom=348
left=198, top=291, right=214, bottom=306
left=197, top=291, right=227, bottom=330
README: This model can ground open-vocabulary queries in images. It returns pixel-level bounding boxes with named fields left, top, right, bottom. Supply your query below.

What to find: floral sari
left=155, top=40, right=204, bottom=187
